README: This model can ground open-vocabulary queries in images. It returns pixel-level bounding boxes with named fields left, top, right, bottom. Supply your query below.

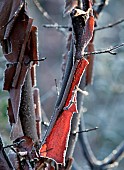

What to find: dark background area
left=0, top=0, right=124, bottom=169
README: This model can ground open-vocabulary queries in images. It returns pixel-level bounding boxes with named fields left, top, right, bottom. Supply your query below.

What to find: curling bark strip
left=40, top=57, right=89, bottom=164
left=0, top=1, right=39, bottom=141
left=40, top=3, right=95, bottom=165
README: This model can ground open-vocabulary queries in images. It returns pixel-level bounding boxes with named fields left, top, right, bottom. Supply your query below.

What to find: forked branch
left=84, top=43, right=124, bottom=56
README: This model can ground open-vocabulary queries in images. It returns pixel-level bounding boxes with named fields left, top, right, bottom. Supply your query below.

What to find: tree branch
left=95, top=18, right=124, bottom=31
left=19, top=70, right=38, bottom=142
left=76, top=1, right=124, bottom=169
left=101, top=141, right=124, bottom=169
left=84, top=43, right=124, bottom=56
left=41, top=41, right=75, bottom=144
left=79, top=121, right=124, bottom=169
left=42, top=24, right=70, bottom=30
left=43, top=16, right=124, bottom=32
left=33, top=0, right=56, bottom=24
left=74, top=127, right=98, bottom=134
left=3, top=139, right=25, bottom=149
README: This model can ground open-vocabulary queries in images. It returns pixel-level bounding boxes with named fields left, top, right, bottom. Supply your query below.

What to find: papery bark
left=40, top=58, right=88, bottom=164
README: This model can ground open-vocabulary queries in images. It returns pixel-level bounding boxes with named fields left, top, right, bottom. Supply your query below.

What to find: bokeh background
left=0, top=0, right=124, bottom=169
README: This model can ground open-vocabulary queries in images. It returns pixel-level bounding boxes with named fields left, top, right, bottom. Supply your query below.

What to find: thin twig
left=32, top=58, right=46, bottom=62
left=33, top=0, right=56, bottom=24
left=95, top=18, right=124, bottom=31
left=3, top=139, right=26, bottom=149
left=43, top=17, right=124, bottom=33
left=0, top=2, right=24, bottom=30
left=43, top=24, right=70, bottom=29
left=42, top=23, right=68, bottom=35
left=40, top=148, right=53, bottom=154
left=75, top=127, right=98, bottom=134
left=25, top=57, right=46, bottom=65
left=84, top=43, right=124, bottom=56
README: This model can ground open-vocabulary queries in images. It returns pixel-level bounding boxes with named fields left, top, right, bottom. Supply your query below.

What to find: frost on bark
left=0, top=0, right=124, bottom=170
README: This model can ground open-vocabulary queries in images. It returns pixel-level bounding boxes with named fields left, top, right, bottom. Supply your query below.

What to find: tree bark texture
left=19, top=69, right=38, bottom=142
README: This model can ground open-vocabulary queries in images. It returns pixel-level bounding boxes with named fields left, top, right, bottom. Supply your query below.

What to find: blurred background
left=0, top=0, right=124, bottom=169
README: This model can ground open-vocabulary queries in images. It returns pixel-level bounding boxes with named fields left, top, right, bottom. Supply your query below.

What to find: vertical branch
left=55, top=39, right=74, bottom=108
left=77, top=0, right=98, bottom=167
left=41, top=38, right=74, bottom=144
left=19, top=69, right=38, bottom=142
left=76, top=0, right=124, bottom=169
left=65, top=0, right=95, bottom=165
left=71, top=0, right=98, bottom=169
left=63, top=35, right=79, bottom=164
left=65, top=112, right=79, bottom=160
